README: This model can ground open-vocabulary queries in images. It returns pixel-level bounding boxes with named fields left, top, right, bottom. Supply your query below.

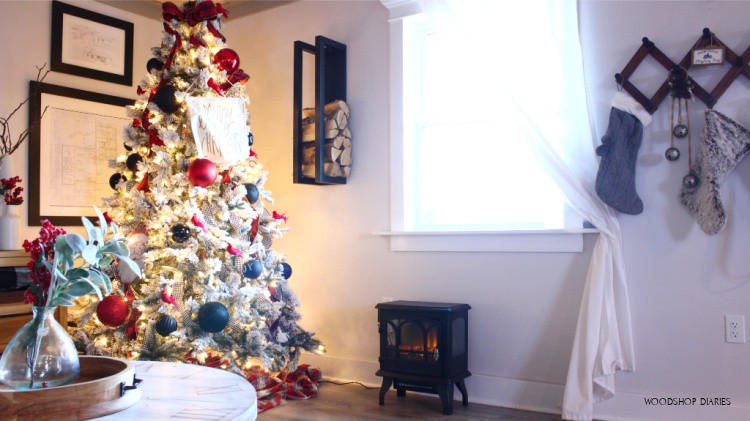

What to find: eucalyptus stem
left=25, top=308, right=45, bottom=389
left=26, top=254, right=60, bottom=389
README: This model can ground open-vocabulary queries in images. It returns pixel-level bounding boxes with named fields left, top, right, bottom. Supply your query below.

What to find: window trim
left=380, top=1, right=595, bottom=253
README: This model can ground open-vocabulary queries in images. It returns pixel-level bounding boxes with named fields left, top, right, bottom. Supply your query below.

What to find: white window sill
left=372, top=229, right=599, bottom=253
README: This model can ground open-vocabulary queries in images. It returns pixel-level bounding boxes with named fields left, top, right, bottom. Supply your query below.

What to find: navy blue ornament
left=198, top=302, right=230, bottom=333
left=155, top=314, right=177, bottom=336
left=171, top=224, right=191, bottom=243
left=243, top=259, right=262, bottom=279
left=126, top=154, right=143, bottom=171
left=109, top=173, right=126, bottom=190
left=147, top=58, right=164, bottom=73
left=248, top=132, right=254, bottom=146
left=245, top=183, right=259, bottom=204
left=152, top=85, right=180, bottom=114
left=281, top=262, right=292, bottom=280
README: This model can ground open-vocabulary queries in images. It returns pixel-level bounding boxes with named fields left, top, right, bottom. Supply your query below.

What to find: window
left=380, top=1, right=590, bottom=252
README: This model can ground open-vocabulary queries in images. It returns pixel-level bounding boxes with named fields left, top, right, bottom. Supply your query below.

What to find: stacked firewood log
left=301, top=100, right=351, bottom=178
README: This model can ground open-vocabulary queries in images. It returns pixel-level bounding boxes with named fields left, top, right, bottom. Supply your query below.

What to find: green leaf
left=111, top=222, right=119, bottom=236
left=88, top=269, right=112, bottom=295
left=114, top=254, right=142, bottom=278
left=99, top=255, right=113, bottom=267
left=100, top=272, right=112, bottom=295
left=50, top=297, right=74, bottom=307
left=64, top=280, right=97, bottom=298
left=81, top=216, right=95, bottom=241
left=94, top=206, right=107, bottom=236
left=65, top=233, right=87, bottom=254
left=66, top=267, right=89, bottom=281
left=89, top=228, right=103, bottom=245
left=53, top=266, right=68, bottom=284
left=52, top=243, right=73, bottom=270
left=82, top=244, right=99, bottom=265
left=103, top=241, right=129, bottom=256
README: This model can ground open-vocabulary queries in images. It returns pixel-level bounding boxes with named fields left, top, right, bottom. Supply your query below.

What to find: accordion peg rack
left=616, top=28, right=750, bottom=114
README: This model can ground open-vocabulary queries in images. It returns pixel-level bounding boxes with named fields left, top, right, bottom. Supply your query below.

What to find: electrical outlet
left=725, top=315, right=746, bottom=344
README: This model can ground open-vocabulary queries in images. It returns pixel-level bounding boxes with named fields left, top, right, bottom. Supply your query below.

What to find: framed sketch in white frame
left=28, top=82, right=133, bottom=226
left=51, top=0, right=134, bottom=86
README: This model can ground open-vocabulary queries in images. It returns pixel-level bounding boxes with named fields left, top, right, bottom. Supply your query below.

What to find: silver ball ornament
left=665, top=147, right=680, bottom=161
left=682, top=172, right=699, bottom=188
left=672, top=124, right=688, bottom=138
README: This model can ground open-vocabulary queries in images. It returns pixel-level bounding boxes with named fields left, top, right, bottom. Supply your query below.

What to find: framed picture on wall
left=28, top=81, right=134, bottom=226
left=51, top=0, right=134, bottom=86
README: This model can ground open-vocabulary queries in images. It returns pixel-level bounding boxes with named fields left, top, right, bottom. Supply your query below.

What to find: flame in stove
left=399, top=334, right=438, bottom=353
left=396, top=331, right=439, bottom=362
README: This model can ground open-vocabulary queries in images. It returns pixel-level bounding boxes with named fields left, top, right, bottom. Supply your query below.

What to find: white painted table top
left=95, top=360, right=257, bottom=421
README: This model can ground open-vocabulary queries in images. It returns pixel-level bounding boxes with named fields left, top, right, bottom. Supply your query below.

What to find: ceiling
left=95, top=0, right=296, bottom=21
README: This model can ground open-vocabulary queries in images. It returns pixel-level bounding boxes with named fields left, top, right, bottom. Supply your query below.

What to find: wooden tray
left=0, top=356, right=141, bottom=420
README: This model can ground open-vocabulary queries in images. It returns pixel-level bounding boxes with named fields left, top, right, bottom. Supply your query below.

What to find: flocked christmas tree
left=68, top=0, right=323, bottom=376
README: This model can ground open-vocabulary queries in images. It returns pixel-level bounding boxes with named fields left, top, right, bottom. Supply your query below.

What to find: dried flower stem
left=0, top=64, right=51, bottom=158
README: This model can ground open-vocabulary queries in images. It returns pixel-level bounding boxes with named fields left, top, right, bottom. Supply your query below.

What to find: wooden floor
left=260, top=381, right=564, bottom=420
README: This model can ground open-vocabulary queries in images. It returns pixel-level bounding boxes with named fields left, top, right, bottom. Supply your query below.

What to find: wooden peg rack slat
left=615, top=28, right=750, bottom=114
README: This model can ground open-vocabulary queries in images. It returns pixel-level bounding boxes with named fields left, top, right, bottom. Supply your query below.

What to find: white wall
left=4, top=1, right=750, bottom=419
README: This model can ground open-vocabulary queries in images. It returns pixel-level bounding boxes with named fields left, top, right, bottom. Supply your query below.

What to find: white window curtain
left=413, top=1, right=635, bottom=419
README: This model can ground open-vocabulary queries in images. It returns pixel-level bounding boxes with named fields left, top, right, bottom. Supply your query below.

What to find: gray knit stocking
left=595, top=107, right=644, bottom=215
left=679, top=110, right=750, bottom=235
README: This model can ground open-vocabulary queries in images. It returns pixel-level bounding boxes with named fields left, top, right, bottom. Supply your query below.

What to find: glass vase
left=0, top=306, right=80, bottom=390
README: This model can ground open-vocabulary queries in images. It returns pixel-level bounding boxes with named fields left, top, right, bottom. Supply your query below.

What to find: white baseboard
left=300, top=353, right=750, bottom=421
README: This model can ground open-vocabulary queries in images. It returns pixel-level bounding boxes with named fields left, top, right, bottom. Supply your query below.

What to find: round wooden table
left=96, top=361, right=257, bottom=420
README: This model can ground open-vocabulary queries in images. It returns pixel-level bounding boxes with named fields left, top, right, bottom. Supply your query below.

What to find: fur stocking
left=679, top=109, right=750, bottom=235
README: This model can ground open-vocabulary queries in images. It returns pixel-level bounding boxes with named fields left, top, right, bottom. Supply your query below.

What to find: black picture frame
left=51, top=0, right=134, bottom=86
left=28, top=81, right=134, bottom=226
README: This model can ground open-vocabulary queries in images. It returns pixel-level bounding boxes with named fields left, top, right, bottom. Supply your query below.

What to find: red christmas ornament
left=187, top=158, right=218, bottom=187
left=214, top=48, right=240, bottom=74
left=96, top=295, right=131, bottom=327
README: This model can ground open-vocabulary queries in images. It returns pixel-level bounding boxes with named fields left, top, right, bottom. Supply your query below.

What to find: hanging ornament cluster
left=96, top=295, right=130, bottom=327
left=665, top=65, right=699, bottom=188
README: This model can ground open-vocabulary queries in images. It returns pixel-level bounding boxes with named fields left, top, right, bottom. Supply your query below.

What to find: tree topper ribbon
left=162, top=1, right=228, bottom=41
